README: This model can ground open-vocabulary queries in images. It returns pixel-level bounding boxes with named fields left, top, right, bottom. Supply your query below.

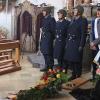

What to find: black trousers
left=43, top=54, right=54, bottom=69
left=69, top=62, right=82, bottom=77
left=63, top=61, right=82, bottom=76
left=63, top=60, right=69, bottom=73
left=57, top=59, right=63, bottom=67
left=69, top=50, right=83, bottom=77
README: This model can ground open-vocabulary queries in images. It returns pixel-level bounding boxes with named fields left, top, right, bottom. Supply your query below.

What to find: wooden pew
left=0, top=39, right=21, bottom=75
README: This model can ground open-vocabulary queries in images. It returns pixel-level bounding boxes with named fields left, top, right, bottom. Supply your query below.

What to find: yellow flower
left=56, top=74, right=61, bottom=78
left=48, top=77, right=52, bottom=80
left=45, top=80, right=49, bottom=84
left=48, top=77, right=53, bottom=82
left=48, top=69, right=52, bottom=72
left=63, top=70, right=66, bottom=73
left=52, top=78, right=56, bottom=81
left=39, top=80, right=45, bottom=84
left=39, top=80, right=49, bottom=85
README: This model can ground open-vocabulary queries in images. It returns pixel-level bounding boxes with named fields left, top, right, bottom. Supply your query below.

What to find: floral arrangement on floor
left=17, top=67, right=68, bottom=100
left=95, top=67, right=100, bottom=82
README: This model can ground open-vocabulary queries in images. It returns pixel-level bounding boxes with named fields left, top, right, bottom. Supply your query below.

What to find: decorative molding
left=14, top=0, right=42, bottom=52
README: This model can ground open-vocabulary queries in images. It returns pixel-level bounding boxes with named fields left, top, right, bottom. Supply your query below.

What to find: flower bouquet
left=17, top=66, right=68, bottom=100
left=95, top=67, right=100, bottom=82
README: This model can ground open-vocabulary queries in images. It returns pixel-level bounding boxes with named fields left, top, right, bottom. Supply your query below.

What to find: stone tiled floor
left=0, top=54, right=43, bottom=99
left=0, top=53, right=93, bottom=100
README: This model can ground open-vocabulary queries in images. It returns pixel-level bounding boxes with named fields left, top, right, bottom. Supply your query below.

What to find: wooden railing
left=0, top=39, right=21, bottom=75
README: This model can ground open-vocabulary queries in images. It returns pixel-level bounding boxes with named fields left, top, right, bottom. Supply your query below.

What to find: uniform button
left=70, top=37, right=72, bottom=39
left=56, top=35, right=59, bottom=38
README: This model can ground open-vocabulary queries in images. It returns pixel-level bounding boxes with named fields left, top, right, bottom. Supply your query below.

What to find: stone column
left=74, top=0, right=83, bottom=7
left=82, top=4, right=92, bottom=18
left=67, top=0, right=74, bottom=18
left=84, top=0, right=91, bottom=4
left=68, top=0, right=74, bottom=10
left=82, top=0, right=92, bottom=18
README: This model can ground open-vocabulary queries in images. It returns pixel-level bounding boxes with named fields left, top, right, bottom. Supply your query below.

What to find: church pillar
left=68, top=0, right=74, bottom=10
left=82, top=0, right=92, bottom=18
left=84, top=0, right=91, bottom=4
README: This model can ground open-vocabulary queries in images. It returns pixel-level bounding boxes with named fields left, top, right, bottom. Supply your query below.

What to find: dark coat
left=64, top=16, right=88, bottom=62
left=54, top=19, right=70, bottom=59
left=22, top=11, right=32, bottom=36
left=40, top=15, right=56, bottom=55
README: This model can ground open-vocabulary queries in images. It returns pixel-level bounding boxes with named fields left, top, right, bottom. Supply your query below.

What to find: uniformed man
left=90, top=3, right=100, bottom=80
left=40, top=7, right=56, bottom=71
left=64, top=5, right=88, bottom=80
left=54, top=9, right=70, bottom=68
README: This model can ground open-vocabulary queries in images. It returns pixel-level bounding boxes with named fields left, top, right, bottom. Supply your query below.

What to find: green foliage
left=17, top=68, right=68, bottom=100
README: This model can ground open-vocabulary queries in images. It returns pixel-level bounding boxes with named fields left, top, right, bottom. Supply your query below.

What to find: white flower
left=96, top=68, right=100, bottom=75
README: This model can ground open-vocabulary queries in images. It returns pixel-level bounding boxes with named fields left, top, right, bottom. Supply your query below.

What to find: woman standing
left=64, top=5, right=88, bottom=80
left=40, top=7, right=56, bottom=71
left=54, top=9, right=70, bottom=68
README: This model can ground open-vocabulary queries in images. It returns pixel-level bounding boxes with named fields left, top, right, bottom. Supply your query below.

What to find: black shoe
left=65, top=68, right=68, bottom=74
left=76, top=75, right=81, bottom=78
left=68, top=76, right=76, bottom=81
left=40, top=68, right=48, bottom=72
